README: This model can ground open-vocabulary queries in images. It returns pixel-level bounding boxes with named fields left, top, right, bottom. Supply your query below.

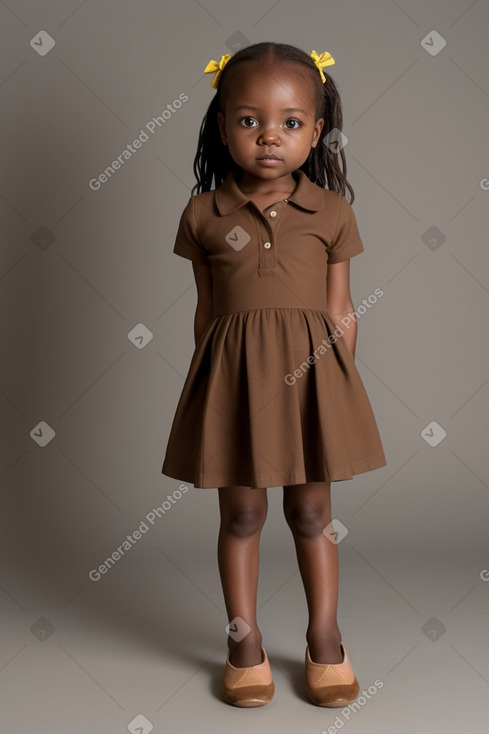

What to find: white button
left=264, top=242, right=271, bottom=249
left=270, top=210, right=277, bottom=217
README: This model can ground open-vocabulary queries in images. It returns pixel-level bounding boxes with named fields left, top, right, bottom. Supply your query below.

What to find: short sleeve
left=172, top=196, right=209, bottom=265
left=327, top=194, right=365, bottom=264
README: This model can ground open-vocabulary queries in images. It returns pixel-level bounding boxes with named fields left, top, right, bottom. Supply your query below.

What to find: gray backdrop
left=1, top=1, right=488, bottom=732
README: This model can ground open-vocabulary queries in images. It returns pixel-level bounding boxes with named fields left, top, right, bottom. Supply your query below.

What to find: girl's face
left=217, top=61, right=324, bottom=185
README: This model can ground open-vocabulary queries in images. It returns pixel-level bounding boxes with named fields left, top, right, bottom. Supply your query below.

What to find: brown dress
left=161, top=169, right=386, bottom=489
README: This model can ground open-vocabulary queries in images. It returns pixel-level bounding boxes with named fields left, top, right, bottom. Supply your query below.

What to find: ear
left=217, top=110, right=228, bottom=145
left=311, top=117, right=324, bottom=148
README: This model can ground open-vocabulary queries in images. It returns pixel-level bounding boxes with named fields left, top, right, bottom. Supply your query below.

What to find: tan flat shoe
left=305, top=642, right=360, bottom=707
left=222, top=646, right=275, bottom=707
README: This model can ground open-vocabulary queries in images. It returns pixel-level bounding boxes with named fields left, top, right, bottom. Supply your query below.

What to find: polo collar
left=215, top=169, right=324, bottom=215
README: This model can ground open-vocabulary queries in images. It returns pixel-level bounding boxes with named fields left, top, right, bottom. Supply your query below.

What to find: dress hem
left=161, top=451, right=387, bottom=489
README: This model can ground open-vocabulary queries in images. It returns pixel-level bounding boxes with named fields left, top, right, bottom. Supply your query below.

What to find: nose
left=257, top=126, right=280, bottom=146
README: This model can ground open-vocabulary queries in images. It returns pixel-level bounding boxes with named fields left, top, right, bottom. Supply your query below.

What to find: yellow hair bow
left=204, top=53, right=231, bottom=88
left=310, top=50, right=335, bottom=83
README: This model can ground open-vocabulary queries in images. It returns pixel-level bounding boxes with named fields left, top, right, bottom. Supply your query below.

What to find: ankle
left=306, top=624, right=341, bottom=646
left=228, top=628, right=262, bottom=651
left=227, top=629, right=263, bottom=667
left=306, top=626, right=343, bottom=664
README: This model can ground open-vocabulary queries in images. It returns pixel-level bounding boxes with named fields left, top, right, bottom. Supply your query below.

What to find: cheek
left=229, top=127, right=253, bottom=146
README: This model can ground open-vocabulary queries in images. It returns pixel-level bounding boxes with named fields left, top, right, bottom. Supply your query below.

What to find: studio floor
left=1, top=541, right=488, bottom=734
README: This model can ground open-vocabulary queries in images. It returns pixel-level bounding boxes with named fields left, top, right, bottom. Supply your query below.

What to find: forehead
left=223, top=60, right=318, bottom=114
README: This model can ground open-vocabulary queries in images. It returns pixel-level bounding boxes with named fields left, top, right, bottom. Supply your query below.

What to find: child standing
left=162, top=42, right=386, bottom=708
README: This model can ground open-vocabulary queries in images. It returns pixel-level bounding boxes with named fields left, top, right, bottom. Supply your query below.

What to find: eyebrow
left=232, top=105, right=309, bottom=115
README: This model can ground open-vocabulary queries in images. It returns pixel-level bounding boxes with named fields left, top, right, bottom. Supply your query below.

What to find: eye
left=284, top=118, right=302, bottom=129
left=240, top=116, right=258, bottom=128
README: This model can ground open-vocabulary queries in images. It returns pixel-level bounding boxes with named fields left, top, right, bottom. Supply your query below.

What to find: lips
left=257, top=154, right=281, bottom=160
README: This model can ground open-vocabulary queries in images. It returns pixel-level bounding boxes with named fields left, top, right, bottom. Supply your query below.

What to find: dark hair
left=192, top=41, right=355, bottom=203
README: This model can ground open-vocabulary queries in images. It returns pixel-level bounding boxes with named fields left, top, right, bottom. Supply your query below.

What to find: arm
left=192, top=262, right=214, bottom=347
left=326, top=260, right=357, bottom=359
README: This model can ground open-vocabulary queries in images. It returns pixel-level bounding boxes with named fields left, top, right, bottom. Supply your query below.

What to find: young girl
left=161, top=41, right=386, bottom=708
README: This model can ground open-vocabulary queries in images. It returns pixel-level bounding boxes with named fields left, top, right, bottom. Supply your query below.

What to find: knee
left=283, top=503, right=326, bottom=539
left=221, top=505, right=267, bottom=538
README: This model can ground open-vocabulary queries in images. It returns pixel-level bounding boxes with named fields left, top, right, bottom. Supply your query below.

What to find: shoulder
left=191, top=189, right=217, bottom=205
left=177, top=191, right=219, bottom=237
left=318, top=189, right=357, bottom=229
left=293, top=171, right=351, bottom=217
left=320, top=188, right=343, bottom=209
left=181, top=189, right=219, bottom=218
left=318, top=187, right=351, bottom=209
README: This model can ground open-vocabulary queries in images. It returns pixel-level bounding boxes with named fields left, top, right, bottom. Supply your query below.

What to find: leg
left=217, top=485, right=268, bottom=667
left=283, top=481, right=343, bottom=663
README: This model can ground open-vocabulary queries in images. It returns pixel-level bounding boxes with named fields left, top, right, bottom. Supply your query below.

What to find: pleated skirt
left=161, top=307, right=386, bottom=488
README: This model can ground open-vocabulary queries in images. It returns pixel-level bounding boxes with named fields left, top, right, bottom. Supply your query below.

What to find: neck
left=236, top=171, right=297, bottom=197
